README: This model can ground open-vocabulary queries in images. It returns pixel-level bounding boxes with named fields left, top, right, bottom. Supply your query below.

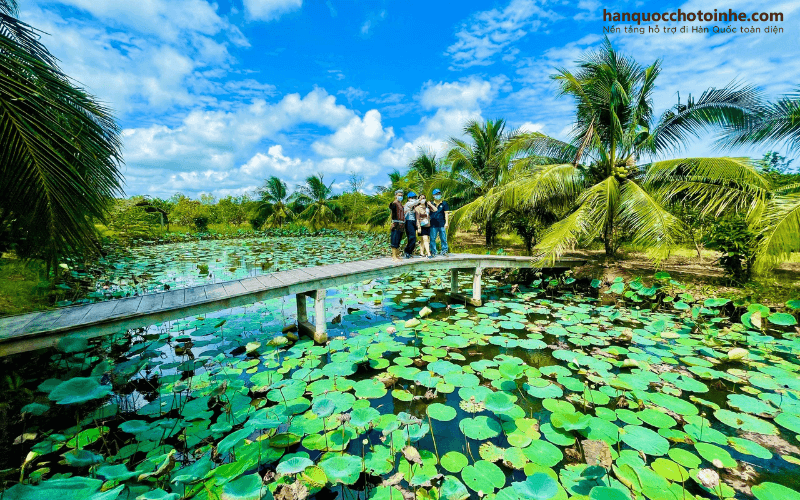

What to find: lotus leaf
left=461, top=460, right=505, bottom=493
left=512, top=473, right=558, bottom=500
left=276, top=456, right=314, bottom=475
left=621, top=425, right=669, bottom=456
left=427, top=402, right=457, bottom=421
left=440, top=476, right=471, bottom=500
left=460, top=416, right=502, bottom=440
left=221, top=474, right=264, bottom=500
left=319, top=454, right=362, bottom=485
left=752, top=482, right=800, bottom=500
left=48, top=378, right=112, bottom=405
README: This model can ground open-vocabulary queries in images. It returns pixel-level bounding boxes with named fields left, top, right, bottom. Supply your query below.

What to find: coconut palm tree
left=457, top=38, right=764, bottom=263
left=408, top=147, right=447, bottom=190
left=0, top=0, right=124, bottom=273
left=715, top=88, right=800, bottom=270
left=293, top=174, right=337, bottom=230
left=442, top=119, right=518, bottom=246
left=257, top=176, right=294, bottom=227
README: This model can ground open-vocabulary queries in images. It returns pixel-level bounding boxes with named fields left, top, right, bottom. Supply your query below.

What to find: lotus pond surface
left=4, top=241, right=800, bottom=500
left=58, top=235, right=386, bottom=305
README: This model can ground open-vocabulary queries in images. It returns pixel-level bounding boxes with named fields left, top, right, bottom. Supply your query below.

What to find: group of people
left=389, top=189, right=450, bottom=261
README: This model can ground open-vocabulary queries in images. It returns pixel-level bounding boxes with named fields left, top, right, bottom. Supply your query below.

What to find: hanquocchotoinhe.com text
left=602, top=8, right=785, bottom=35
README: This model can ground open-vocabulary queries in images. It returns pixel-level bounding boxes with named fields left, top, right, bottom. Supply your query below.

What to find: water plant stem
left=427, top=414, right=440, bottom=463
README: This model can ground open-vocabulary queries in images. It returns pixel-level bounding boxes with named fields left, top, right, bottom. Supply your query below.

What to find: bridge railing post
left=472, top=267, right=483, bottom=306
left=296, top=294, right=307, bottom=324
left=313, top=289, right=327, bottom=344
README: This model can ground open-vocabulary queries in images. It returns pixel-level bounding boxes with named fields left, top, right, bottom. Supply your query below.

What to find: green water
left=2, top=239, right=800, bottom=500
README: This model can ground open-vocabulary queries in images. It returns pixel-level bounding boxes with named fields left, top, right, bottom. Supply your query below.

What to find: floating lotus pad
left=48, top=377, right=112, bottom=405
left=461, top=460, right=505, bottom=493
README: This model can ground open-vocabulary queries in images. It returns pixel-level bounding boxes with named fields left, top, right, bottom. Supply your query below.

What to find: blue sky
left=20, top=0, right=800, bottom=199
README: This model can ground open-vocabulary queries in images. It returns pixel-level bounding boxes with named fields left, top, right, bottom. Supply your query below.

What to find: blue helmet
left=432, top=188, right=441, bottom=195
left=407, top=191, right=417, bottom=198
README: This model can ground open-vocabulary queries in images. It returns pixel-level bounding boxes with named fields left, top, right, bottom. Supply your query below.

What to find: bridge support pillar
left=296, top=289, right=327, bottom=344
left=448, top=267, right=482, bottom=306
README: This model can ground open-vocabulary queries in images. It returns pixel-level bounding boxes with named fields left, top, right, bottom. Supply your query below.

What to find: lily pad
left=460, top=416, right=502, bottom=440
left=461, top=460, right=505, bottom=493
left=512, top=473, right=558, bottom=500
left=48, top=377, right=112, bottom=405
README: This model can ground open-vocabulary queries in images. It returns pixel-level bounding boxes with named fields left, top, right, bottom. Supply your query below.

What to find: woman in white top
left=414, top=194, right=437, bottom=259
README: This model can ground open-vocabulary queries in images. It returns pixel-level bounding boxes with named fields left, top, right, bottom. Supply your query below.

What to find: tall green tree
left=293, top=173, right=337, bottom=230
left=408, top=147, right=447, bottom=190
left=459, top=39, right=764, bottom=263
left=717, top=90, right=800, bottom=270
left=443, top=119, right=517, bottom=246
left=0, top=0, right=124, bottom=272
left=257, top=176, right=294, bottom=227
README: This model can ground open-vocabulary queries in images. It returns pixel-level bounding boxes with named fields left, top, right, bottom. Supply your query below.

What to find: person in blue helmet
left=389, top=189, right=406, bottom=262
left=403, top=191, right=421, bottom=258
left=429, top=188, right=450, bottom=257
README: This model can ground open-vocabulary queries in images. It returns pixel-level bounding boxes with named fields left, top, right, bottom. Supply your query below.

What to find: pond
left=3, top=237, right=800, bottom=500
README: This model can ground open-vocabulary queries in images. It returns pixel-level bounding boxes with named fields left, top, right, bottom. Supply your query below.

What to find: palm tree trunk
left=485, top=219, right=494, bottom=247
left=603, top=220, right=614, bottom=258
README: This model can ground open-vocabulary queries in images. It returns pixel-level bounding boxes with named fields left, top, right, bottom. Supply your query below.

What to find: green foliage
left=106, top=199, right=162, bottom=241
left=0, top=1, right=124, bottom=273
left=705, top=216, right=758, bottom=282
left=192, top=215, right=210, bottom=232
left=292, top=174, right=338, bottom=230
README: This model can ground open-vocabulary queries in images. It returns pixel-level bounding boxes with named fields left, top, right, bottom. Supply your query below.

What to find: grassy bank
left=0, top=258, right=56, bottom=316
left=448, top=231, right=800, bottom=307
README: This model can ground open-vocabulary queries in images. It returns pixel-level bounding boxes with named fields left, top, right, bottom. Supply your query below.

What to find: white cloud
left=417, top=108, right=483, bottom=139
left=378, top=136, right=450, bottom=169
left=445, top=0, right=558, bottom=69
left=360, top=10, right=386, bottom=37
left=243, top=0, right=302, bottom=21
left=34, top=0, right=244, bottom=42
left=312, top=110, right=395, bottom=157
left=21, top=1, right=249, bottom=116
left=338, top=87, right=369, bottom=103
left=123, top=87, right=355, bottom=166
left=517, top=121, right=544, bottom=133
left=419, top=77, right=495, bottom=110
left=154, top=147, right=378, bottom=198
left=328, top=69, right=345, bottom=80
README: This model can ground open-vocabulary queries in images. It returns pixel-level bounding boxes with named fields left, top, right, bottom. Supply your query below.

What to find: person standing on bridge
left=389, top=189, right=406, bottom=262
left=414, top=193, right=436, bottom=259
left=403, top=192, right=421, bottom=258
left=429, top=188, right=450, bottom=257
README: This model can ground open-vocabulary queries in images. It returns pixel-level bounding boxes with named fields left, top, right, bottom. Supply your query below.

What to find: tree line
left=2, top=2, right=798, bottom=284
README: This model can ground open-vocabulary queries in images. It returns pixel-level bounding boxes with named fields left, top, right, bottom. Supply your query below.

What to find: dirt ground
left=452, top=231, right=800, bottom=307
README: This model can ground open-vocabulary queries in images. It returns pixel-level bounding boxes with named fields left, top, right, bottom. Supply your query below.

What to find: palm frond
left=651, top=82, right=764, bottom=155
left=644, top=157, right=769, bottom=218
left=533, top=176, right=618, bottom=264
left=505, top=132, right=577, bottom=164
left=618, top=180, right=684, bottom=262
left=753, top=192, right=800, bottom=271
left=0, top=32, right=123, bottom=269
left=717, top=87, right=800, bottom=152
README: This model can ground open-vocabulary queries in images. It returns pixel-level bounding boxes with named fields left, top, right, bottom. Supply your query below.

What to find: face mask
left=396, top=195, right=403, bottom=201
left=435, top=195, right=442, bottom=200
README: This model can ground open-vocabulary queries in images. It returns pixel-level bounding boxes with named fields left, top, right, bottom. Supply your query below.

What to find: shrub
left=192, top=216, right=210, bottom=232
left=705, top=216, right=758, bottom=282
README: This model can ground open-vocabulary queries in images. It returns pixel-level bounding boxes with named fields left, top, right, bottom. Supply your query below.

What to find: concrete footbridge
left=0, top=254, right=585, bottom=356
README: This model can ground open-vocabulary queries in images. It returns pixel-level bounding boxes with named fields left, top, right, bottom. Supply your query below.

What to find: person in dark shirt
left=389, top=189, right=405, bottom=262
left=429, top=188, right=450, bottom=257
left=403, top=192, right=421, bottom=258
